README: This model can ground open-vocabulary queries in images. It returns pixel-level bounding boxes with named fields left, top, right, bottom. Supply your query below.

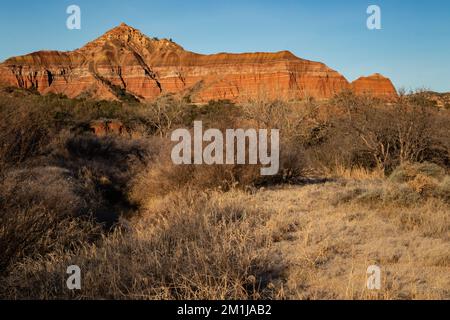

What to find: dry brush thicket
left=0, top=87, right=448, bottom=299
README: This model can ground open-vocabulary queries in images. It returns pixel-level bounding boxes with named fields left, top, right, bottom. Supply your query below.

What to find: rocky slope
left=0, top=23, right=397, bottom=102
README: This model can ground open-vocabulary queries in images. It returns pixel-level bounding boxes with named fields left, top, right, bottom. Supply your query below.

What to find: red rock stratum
left=0, top=23, right=397, bottom=102
left=351, top=73, right=397, bottom=97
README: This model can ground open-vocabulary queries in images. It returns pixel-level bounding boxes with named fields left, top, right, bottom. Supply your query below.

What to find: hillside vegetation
left=0, top=87, right=449, bottom=299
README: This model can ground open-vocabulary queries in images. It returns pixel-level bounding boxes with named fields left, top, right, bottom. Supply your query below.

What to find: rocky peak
left=366, top=73, right=387, bottom=80
left=78, top=23, right=183, bottom=54
left=102, top=23, right=150, bottom=43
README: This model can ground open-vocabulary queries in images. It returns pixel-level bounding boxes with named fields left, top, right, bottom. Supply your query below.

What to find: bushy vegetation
left=0, top=87, right=448, bottom=299
left=2, top=191, right=284, bottom=299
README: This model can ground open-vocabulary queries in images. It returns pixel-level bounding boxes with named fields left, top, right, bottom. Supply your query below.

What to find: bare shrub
left=316, top=91, right=450, bottom=174
left=0, top=166, right=99, bottom=214
left=0, top=164, right=105, bottom=272
left=0, top=99, right=53, bottom=166
left=0, top=204, right=99, bottom=275
left=141, top=95, right=187, bottom=137
left=130, top=150, right=264, bottom=203
left=1, top=191, right=283, bottom=300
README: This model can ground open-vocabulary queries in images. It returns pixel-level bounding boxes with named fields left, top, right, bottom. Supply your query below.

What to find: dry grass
left=326, top=164, right=385, bottom=181
left=0, top=90, right=449, bottom=300
left=2, top=171, right=448, bottom=300
left=249, top=178, right=449, bottom=300
left=1, top=190, right=286, bottom=300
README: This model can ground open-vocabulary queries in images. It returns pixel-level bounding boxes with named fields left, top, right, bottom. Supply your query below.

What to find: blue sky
left=0, top=0, right=449, bottom=92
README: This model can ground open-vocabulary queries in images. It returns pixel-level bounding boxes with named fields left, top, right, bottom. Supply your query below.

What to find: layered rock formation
left=351, top=73, right=397, bottom=97
left=0, top=23, right=397, bottom=102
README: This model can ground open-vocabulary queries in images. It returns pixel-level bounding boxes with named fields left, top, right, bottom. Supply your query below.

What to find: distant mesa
left=0, top=24, right=398, bottom=102
left=351, top=73, right=397, bottom=97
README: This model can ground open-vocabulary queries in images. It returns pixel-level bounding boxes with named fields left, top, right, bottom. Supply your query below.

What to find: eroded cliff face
left=351, top=73, right=397, bottom=98
left=0, top=23, right=397, bottom=102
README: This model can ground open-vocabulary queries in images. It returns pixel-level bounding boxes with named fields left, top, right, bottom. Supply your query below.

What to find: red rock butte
left=351, top=73, right=398, bottom=97
left=0, top=23, right=397, bottom=102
